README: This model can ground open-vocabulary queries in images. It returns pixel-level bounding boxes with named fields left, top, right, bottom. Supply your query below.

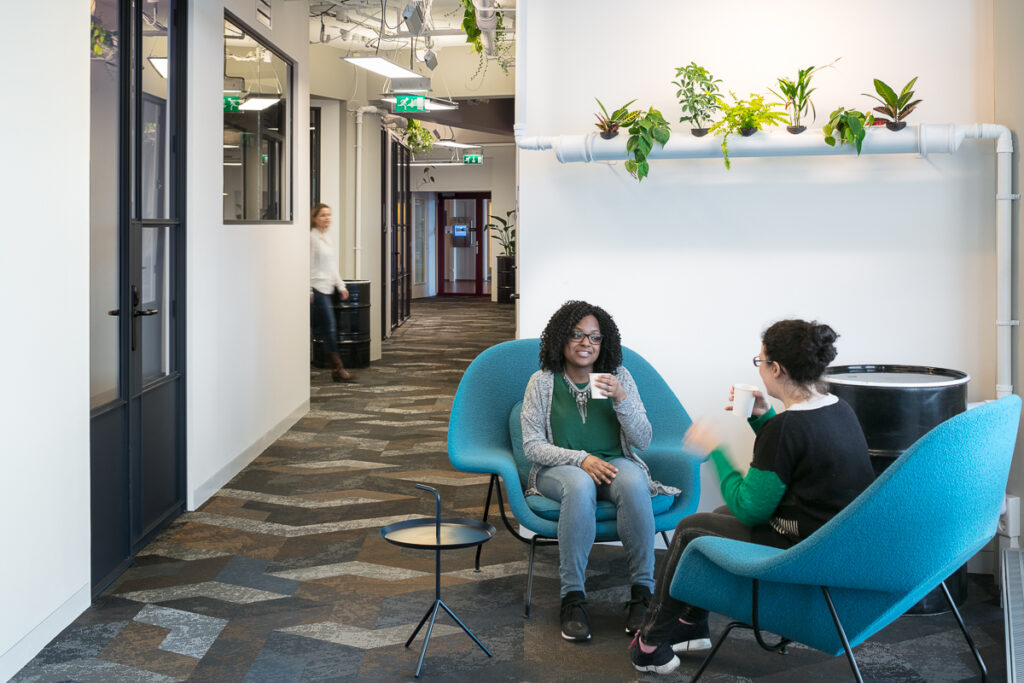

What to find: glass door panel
left=444, top=198, right=477, bottom=294
left=140, top=226, right=171, bottom=384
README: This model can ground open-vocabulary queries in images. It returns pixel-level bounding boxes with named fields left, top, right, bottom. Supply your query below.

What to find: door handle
left=130, top=284, right=159, bottom=351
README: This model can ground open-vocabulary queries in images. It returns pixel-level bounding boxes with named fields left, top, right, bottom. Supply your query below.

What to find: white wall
left=0, top=3, right=91, bottom=678
left=186, top=0, right=312, bottom=508
left=518, top=0, right=999, bottom=510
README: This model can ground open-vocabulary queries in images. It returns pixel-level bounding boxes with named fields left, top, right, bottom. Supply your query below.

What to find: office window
left=223, top=15, right=292, bottom=222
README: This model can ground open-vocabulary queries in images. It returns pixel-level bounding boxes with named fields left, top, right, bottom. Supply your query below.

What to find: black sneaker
left=668, top=617, right=712, bottom=653
left=560, top=591, right=591, bottom=641
left=624, top=584, right=652, bottom=635
left=629, top=634, right=680, bottom=674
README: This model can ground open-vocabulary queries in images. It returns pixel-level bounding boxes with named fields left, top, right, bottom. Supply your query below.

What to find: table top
left=381, top=517, right=496, bottom=550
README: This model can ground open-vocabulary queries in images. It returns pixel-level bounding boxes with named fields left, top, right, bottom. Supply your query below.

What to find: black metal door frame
left=380, top=129, right=412, bottom=337
left=436, top=192, right=490, bottom=296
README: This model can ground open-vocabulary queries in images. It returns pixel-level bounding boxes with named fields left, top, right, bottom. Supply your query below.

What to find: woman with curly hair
left=521, top=300, right=680, bottom=642
left=629, top=319, right=873, bottom=675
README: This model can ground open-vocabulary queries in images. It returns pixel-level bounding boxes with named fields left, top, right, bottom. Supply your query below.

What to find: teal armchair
left=668, top=394, right=1021, bottom=681
left=448, top=338, right=702, bottom=615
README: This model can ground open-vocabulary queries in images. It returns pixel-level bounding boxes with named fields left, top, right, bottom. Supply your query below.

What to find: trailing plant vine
left=402, top=119, right=434, bottom=154
left=625, top=108, right=671, bottom=182
left=708, top=93, right=787, bottom=169
left=823, top=107, right=874, bottom=154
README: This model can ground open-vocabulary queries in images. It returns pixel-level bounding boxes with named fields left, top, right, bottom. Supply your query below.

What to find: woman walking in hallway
left=310, top=203, right=353, bottom=382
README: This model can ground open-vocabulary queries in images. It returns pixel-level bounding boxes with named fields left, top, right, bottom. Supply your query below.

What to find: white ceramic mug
left=733, top=383, right=758, bottom=418
left=589, top=373, right=608, bottom=399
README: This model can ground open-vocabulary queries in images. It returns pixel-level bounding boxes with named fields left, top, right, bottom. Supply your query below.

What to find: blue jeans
left=311, top=289, right=338, bottom=354
left=535, top=457, right=655, bottom=597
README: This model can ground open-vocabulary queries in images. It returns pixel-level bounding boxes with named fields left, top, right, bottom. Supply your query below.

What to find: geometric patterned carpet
left=14, top=298, right=1005, bottom=681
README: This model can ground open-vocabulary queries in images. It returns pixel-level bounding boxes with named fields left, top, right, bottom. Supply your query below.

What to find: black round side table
left=380, top=484, right=496, bottom=678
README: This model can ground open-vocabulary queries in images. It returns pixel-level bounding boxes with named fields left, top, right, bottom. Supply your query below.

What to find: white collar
left=787, top=393, right=839, bottom=411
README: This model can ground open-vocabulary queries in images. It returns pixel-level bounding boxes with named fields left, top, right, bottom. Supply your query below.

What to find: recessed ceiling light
left=344, top=56, right=421, bottom=80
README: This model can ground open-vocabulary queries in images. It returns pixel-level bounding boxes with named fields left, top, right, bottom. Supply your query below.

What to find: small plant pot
left=599, top=130, right=619, bottom=140
left=690, top=128, right=709, bottom=138
left=886, top=121, right=907, bottom=131
left=739, top=127, right=758, bottom=137
left=786, top=125, right=806, bottom=135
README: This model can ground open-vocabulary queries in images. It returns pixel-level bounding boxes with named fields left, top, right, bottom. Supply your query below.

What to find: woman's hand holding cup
left=727, top=385, right=769, bottom=418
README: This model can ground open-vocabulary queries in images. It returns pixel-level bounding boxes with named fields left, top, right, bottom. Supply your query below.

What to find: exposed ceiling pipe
left=353, top=106, right=380, bottom=280
left=516, top=123, right=1017, bottom=400
left=472, top=0, right=497, bottom=55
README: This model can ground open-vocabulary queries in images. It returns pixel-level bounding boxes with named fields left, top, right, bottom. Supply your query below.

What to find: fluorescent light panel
left=239, top=95, right=280, bottom=111
left=148, top=56, right=169, bottom=79
left=434, top=140, right=480, bottom=149
left=345, top=56, right=421, bottom=80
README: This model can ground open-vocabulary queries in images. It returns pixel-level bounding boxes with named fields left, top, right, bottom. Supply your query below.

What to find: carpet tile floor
left=15, top=298, right=1006, bottom=681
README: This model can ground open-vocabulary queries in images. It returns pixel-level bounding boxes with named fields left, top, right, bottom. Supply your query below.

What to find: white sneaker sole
left=561, top=630, right=591, bottom=641
left=633, top=654, right=681, bottom=674
left=672, top=637, right=712, bottom=653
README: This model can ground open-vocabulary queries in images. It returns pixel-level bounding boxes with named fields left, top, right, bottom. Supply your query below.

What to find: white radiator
left=1002, top=547, right=1024, bottom=681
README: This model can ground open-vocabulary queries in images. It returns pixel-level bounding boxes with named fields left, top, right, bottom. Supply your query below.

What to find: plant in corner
left=486, top=209, right=516, bottom=257
left=625, top=107, right=671, bottom=182
left=707, top=93, right=788, bottom=170
left=672, top=62, right=722, bottom=137
left=402, top=119, right=434, bottom=155
left=822, top=107, right=874, bottom=155
left=594, top=98, right=641, bottom=139
left=768, top=58, right=839, bottom=134
left=862, top=77, right=922, bottom=131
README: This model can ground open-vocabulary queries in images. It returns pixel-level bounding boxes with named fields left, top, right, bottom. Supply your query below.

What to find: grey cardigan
left=520, top=367, right=680, bottom=498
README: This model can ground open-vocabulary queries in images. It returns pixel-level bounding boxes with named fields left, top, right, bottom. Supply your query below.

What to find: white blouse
left=310, top=229, right=347, bottom=295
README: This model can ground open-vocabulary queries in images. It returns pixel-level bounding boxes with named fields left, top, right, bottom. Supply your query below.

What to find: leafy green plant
left=822, top=107, right=874, bottom=154
left=460, top=1, right=512, bottom=78
left=625, top=108, right=671, bottom=182
left=768, top=58, right=839, bottom=129
left=672, top=62, right=722, bottom=131
left=862, top=77, right=922, bottom=125
left=707, top=93, right=788, bottom=169
left=594, top=98, right=641, bottom=138
left=486, top=209, right=516, bottom=257
left=402, top=119, right=434, bottom=155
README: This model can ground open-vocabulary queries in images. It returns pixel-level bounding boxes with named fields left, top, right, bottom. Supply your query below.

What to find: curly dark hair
left=762, top=319, right=839, bottom=385
left=538, top=300, right=622, bottom=373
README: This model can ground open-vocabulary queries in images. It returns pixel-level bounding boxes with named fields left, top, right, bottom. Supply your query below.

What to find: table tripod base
left=405, top=598, right=492, bottom=678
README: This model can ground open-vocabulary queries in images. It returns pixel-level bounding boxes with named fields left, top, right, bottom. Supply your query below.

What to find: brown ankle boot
left=328, top=352, right=353, bottom=382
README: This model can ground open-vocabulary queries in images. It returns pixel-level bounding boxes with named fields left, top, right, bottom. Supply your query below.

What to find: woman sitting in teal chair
left=630, top=319, right=874, bottom=675
left=521, top=300, right=679, bottom=642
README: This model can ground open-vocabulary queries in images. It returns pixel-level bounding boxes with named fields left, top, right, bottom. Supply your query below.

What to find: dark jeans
left=311, top=289, right=338, bottom=354
left=640, top=506, right=794, bottom=643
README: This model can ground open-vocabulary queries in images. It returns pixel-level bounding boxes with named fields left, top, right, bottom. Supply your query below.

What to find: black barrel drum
left=312, top=280, right=371, bottom=369
left=825, top=364, right=970, bottom=613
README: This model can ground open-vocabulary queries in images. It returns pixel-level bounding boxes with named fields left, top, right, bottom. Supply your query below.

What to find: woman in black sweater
left=630, top=319, right=874, bottom=675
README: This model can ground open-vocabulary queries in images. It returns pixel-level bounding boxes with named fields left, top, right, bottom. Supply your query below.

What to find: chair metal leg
left=751, top=579, right=791, bottom=653
left=821, top=586, right=864, bottom=683
left=524, top=535, right=538, bottom=617
left=689, top=621, right=743, bottom=683
left=474, top=475, right=498, bottom=572
left=660, top=531, right=670, bottom=548
left=939, top=580, right=988, bottom=682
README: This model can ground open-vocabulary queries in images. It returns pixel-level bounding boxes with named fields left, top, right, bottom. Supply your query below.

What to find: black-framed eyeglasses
left=752, top=355, right=774, bottom=367
left=570, top=330, right=604, bottom=344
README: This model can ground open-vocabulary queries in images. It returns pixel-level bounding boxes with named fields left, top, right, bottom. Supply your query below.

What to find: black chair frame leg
left=474, top=475, right=498, bottom=572
left=939, top=580, right=987, bottom=681
left=821, top=586, right=864, bottom=683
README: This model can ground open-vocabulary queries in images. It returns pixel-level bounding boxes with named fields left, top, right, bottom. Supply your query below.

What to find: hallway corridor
left=15, top=299, right=1007, bottom=681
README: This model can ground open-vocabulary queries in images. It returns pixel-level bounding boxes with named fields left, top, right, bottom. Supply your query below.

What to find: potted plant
left=822, top=107, right=874, bottom=155
left=672, top=62, right=722, bottom=137
left=402, top=119, right=434, bottom=154
left=487, top=209, right=516, bottom=304
left=862, top=77, right=921, bottom=131
left=708, top=93, right=788, bottom=169
left=625, top=107, right=671, bottom=181
left=768, top=58, right=839, bottom=134
left=594, top=98, right=641, bottom=139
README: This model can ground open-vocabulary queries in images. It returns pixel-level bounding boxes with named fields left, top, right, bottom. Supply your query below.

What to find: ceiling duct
left=473, top=0, right=497, bottom=55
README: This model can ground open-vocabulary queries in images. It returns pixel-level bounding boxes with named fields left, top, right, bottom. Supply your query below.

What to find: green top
left=709, top=407, right=786, bottom=526
left=550, top=375, right=623, bottom=462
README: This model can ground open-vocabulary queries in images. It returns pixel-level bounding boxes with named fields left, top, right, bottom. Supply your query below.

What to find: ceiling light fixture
left=147, top=56, right=169, bottom=79
left=238, top=94, right=281, bottom=111
left=434, top=140, right=480, bottom=149
left=344, top=56, right=421, bottom=80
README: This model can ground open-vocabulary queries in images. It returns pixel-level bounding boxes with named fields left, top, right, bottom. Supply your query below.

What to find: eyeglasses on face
left=570, top=330, right=604, bottom=344
left=752, top=355, right=774, bottom=367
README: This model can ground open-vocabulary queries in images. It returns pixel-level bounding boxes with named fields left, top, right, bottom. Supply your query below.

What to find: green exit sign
left=396, top=95, right=426, bottom=112
left=223, top=96, right=240, bottom=113
left=463, top=154, right=483, bottom=165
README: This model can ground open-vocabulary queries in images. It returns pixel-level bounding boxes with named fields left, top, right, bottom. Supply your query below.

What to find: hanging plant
left=459, top=0, right=513, bottom=79
left=91, top=19, right=116, bottom=58
left=862, top=77, right=922, bottom=131
left=768, top=58, right=839, bottom=133
left=822, top=107, right=874, bottom=154
left=708, top=93, right=788, bottom=170
left=672, top=62, right=722, bottom=136
left=625, top=108, right=671, bottom=182
left=402, top=119, right=434, bottom=155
